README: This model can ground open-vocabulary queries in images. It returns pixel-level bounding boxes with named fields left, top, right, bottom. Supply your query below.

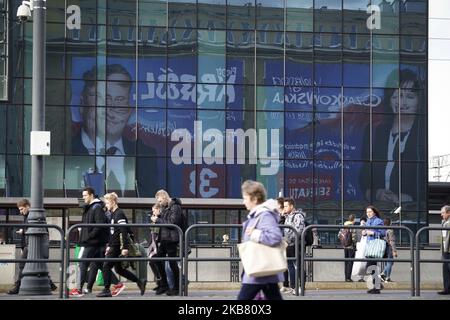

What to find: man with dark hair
left=280, top=198, right=306, bottom=295
left=69, top=187, right=109, bottom=297
left=71, top=64, right=157, bottom=197
left=7, top=199, right=57, bottom=294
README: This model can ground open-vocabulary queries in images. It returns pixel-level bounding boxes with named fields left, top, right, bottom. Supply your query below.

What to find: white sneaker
left=280, top=287, right=291, bottom=293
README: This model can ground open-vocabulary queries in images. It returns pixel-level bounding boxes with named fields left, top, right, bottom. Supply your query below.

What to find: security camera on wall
left=17, top=1, right=33, bottom=23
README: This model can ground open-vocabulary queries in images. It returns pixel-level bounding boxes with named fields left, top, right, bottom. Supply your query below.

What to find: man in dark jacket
left=7, top=199, right=57, bottom=294
left=69, top=187, right=109, bottom=297
left=151, top=189, right=183, bottom=296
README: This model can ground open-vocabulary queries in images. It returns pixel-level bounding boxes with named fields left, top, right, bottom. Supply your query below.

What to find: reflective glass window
left=401, top=162, right=426, bottom=211
left=343, top=87, right=372, bottom=113
left=314, top=0, right=342, bottom=33
left=226, top=85, right=254, bottom=110
left=285, top=32, right=314, bottom=89
left=107, top=0, right=136, bottom=26
left=371, top=161, right=400, bottom=211
left=227, top=0, right=255, bottom=30
left=6, top=155, right=24, bottom=196
left=227, top=30, right=255, bottom=85
left=314, top=112, right=341, bottom=160
left=256, top=86, right=283, bottom=111
left=286, top=0, right=313, bottom=32
left=44, top=156, right=64, bottom=197
left=46, top=23, right=65, bottom=79
left=169, top=0, right=196, bottom=29
left=343, top=33, right=370, bottom=87
left=285, top=112, right=313, bottom=159
left=285, top=160, right=313, bottom=209
left=227, top=163, right=256, bottom=198
left=344, top=161, right=371, bottom=210
left=64, top=156, right=95, bottom=197
left=400, top=0, right=426, bottom=35
left=343, top=0, right=370, bottom=34
left=343, top=112, right=369, bottom=161
left=46, top=106, right=65, bottom=155
left=314, top=159, right=342, bottom=209
left=401, top=36, right=427, bottom=85
left=314, top=87, right=341, bottom=112
left=168, top=28, right=197, bottom=82
left=256, top=0, right=284, bottom=32
left=314, top=34, right=342, bottom=87
left=285, top=87, right=313, bottom=112
left=137, top=157, right=166, bottom=197
left=256, top=31, right=284, bottom=86
left=0, top=105, right=5, bottom=153
left=198, top=0, right=226, bottom=30
left=105, top=156, right=136, bottom=197
left=372, top=35, right=399, bottom=88
left=139, top=0, right=167, bottom=27
left=372, top=0, right=399, bottom=34
left=137, top=108, right=166, bottom=157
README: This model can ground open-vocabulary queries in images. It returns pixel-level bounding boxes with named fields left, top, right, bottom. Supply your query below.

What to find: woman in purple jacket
left=237, top=180, right=284, bottom=300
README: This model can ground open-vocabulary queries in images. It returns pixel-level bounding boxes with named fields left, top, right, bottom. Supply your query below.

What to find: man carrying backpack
left=338, top=214, right=357, bottom=282
left=280, top=198, right=306, bottom=294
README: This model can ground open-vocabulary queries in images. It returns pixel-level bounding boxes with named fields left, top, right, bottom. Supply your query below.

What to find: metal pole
left=19, top=0, right=50, bottom=295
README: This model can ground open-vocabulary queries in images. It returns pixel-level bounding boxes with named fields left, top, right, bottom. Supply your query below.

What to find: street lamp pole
left=19, top=0, right=50, bottom=295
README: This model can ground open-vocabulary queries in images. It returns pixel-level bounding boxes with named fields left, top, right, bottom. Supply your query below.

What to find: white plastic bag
left=352, top=236, right=367, bottom=277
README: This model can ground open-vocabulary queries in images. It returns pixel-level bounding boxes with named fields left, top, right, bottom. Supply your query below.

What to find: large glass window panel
left=64, top=156, right=95, bottom=197
left=198, top=30, right=226, bottom=84
left=194, top=163, right=226, bottom=198
left=225, top=110, right=255, bottom=164
left=188, top=209, right=213, bottom=243
left=138, top=27, right=167, bottom=81
left=314, top=0, right=342, bottom=33
left=65, top=30, right=96, bottom=80
left=285, top=32, right=313, bottom=88
left=285, top=87, right=313, bottom=112
left=314, top=87, right=341, bottom=112
left=6, top=155, right=24, bottom=196
left=314, top=210, right=341, bottom=245
left=256, top=159, right=283, bottom=198
left=343, top=88, right=372, bottom=113
left=45, top=106, right=65, bottom=155
left=139, top=0, right=167, bottom=27
left=23, top=24, right=33, bottom=78
left=198, top=0, right=226, bottom=30
left=343, top=112, right=369, bottom=161
left=372, top=113, right=396, bottom=161
left=197, top=110, right=225, bottom=157
left=256, top=86, right=284, bottom=111
left=343, top=33, right=370, bottom=87
left=46, top=23, right=65, bottom=79
left=371, top=161, right=400, bottom=211
left=398, top=114, right=425, bottom=161
left=137, top=82, right=167, bottom=108
left=400, top=211, right=427, bottom=246
left=314, top=34, right=342, bottom=87
left=0, top=155, right=4, bottom=197
left=400, top=0, right=427, bottom=35
left=257, top=111, right=284, bottom=156
left=168, top=28, right=197, bottom=82
left=344, top=161, right=370, bottom=210
left=286, top=0, right=313, bottom=32
left=256, top=0, right=284, bottom=31
left=168, top=162, right=196, bottom=197
left=23, top=155, right=31, bottom=197
left=46, top=1, right=65, bottom=24
left=107, top=0, right=136, bottom=26
left=23, top=105, right=31, bottom=154
left=137, top=108, right=166, bottom=157
left=226, top=163, right=256, bottom=198
left=46, top=80, right=66, bottom=106
left=166, top=83, right=196, bottom=108
left=256, top=31, right=284, bottom=85
left=372, top=0, right=399, bottom=35
left=169, top=0, right=197, bottom=29
left=214, top=209, right=240, bottom=243
left=401, top=162, right=426, bottom=211
left=227, top=30, right=255, bottom=85
left=0, top=105, right=5, bottom=153
left=314, top=113, right=341, bottom=160
left=285, top=160, right=313, bottom=209
left=136, top=157, right=166, bottom=197
left=43, top=156, right=64, bottom=197
left=285, top=112, right=313, bottom=160
left=227, top=0, right=255, bottom=30
left=106, top=107, right=136, bottom=155
left=343, top=0, right=370, bottom=34
left=400, top=36, right=427, bottom=85
left=314, top=161, right=342, bottom=210
left=372, top=35, right=399, bottom=88
left=105, top=156, right=136, bottom=197
left=68, top=0, right=97, bottom=25
left=107, top=38, right=136, bottom=78
left=167, top=108, right=196, bottom=158
left=226, top=84, right=254, bottom=110
left=7, top=105, right=24, bottom=154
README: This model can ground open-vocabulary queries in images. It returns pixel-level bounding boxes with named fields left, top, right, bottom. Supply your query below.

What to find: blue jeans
left=382, top=246, right=394, bottom=277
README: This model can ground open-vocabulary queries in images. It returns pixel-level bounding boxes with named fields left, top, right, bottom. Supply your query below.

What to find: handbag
left=364, top=237, right=386, bottom=259
left=237, top=216, right=288, bottom=277
left=352, top=236, right=367, bottom=276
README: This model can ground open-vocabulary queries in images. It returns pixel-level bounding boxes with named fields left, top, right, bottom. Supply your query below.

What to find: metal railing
left=299, top=225, right=416, bottom=297
left=415, top=226, right=450, bottom=296
left=0, top=223, right=65, bottom=298
left=183, top=224, right=299, bottom=296
left=65, top=223, right=183, bottom=298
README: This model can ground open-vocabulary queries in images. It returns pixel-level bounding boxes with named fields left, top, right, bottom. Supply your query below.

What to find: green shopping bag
left=96, top=270, right=104, bottom=286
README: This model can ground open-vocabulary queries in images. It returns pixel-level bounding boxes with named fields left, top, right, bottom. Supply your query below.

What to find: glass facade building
left=0, top=1, right=428, bottom=245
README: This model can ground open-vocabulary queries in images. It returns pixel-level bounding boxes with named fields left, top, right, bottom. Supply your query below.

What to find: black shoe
left=379, top=274, right=386, bottom=282
left=96, top=289, right=112, bottom=297
left=437, top=290, right=450, bottom=295
left=7, top=286, right=20, bottom=295
left=345, top=279, right=353, bottom=282
left=358, top=279, right=365, bottom=282
left=50, top=282, right=58, bottom=292
left=166, top=288, right=180, bottom=296
left=367, top=288, right=380, bottom=294
left=155, top=287, right=169, bottom=295
left=152, top=285, right=160, bottom=291
left=138, top=280, right=147, bottom=296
